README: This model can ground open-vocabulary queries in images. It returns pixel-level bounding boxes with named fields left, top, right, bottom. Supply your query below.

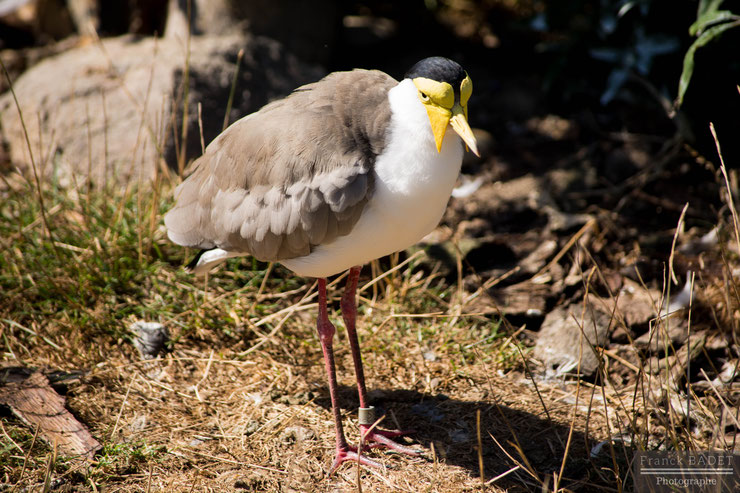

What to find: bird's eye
left=419, top=91, right=430, bottom=102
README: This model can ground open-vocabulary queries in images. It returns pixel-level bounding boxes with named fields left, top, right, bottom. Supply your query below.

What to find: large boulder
left=0, top=33, right=323, bottom=186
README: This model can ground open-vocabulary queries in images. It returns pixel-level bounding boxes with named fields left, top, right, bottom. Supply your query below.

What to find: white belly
left=282, top=79, right=463, bottom=278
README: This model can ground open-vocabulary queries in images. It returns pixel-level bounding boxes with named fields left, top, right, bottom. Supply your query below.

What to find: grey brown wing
left=164, top=70, right=394, bottom=262
left=164, top=145, right=374, bottom=261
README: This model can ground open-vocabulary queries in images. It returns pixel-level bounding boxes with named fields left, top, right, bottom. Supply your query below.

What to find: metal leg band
left=358, top=406, right=376, bottom=425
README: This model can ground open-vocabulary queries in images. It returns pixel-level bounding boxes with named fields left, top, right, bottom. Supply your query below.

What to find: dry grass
left=0, top=166, right=617, bottom=492
left=6, top=164, right=737, bottom=492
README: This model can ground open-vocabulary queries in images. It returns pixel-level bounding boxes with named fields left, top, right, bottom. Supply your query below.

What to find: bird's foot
left=329, top=444, right=384, bottom=474
left=359, top=425, right=420, bottom=456
left=328, top=428, right=420, bottom=474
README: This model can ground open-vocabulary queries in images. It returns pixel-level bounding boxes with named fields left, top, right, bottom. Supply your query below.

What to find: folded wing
left=165, top=69, right=395, bottom=262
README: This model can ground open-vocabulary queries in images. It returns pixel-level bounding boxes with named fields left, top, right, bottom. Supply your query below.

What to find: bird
left=164, top=56, right=479, bottom=472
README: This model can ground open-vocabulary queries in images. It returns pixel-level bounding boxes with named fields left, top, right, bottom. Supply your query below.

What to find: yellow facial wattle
left=412, top=75, right=478, bottom=156
left=460, top=74, right=472, bottom=120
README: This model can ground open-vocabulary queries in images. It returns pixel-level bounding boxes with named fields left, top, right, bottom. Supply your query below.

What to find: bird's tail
left=186, top=248, right=241, bottom=276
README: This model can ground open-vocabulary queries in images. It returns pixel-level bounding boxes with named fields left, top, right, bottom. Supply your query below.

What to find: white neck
left=376, top=78, right=463, bottom=194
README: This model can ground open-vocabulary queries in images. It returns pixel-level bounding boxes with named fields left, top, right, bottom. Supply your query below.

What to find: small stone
left=411, top=402, right=445, bottom=423
left=449, top=428, right=470, bottom=443
left=533, top=296, right=612, bottom=377
left=280, top=426, right=316, bottom=444
left=429, top=377, right=441, bottom=392
left=130, top=321, right=169, bottom=359
left=129, top=414, right=148, bottom=432
left=244, top=420, right=259, bottom=435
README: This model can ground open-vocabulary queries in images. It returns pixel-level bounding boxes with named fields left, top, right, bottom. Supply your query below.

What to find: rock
left=525, top=114, right=577, bottom=141
left=466, top=280, right=549, bottom=318
left=167, top=0, right=340, bottom=65
left=131, top=321, right=169, bottom=359
left=0, top=37, right=82, bottom=95
left=0, top=33, right=323, bottom=186
left=633, top=318, right=689, bottom=353
left=533, top=295, right=613, bottom=376
left=275, top=390, right=315, bottom=406
left=279, top=425, right=316, bottom=444
left=644, top=333, right=706, bottom=392
left=609, top=278, right=661, bottom=327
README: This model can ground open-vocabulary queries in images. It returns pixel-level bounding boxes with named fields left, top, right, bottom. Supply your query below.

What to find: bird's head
left=405, top=57, right=479, bottom=157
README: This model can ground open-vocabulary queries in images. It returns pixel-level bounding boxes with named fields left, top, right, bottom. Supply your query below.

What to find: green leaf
left=697, top=0, right=725, bottom=18
left=689, top=10, right=740, bottom=36
left=676, top=19, right=740, bottom=109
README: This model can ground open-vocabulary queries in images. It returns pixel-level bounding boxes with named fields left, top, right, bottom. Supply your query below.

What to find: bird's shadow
left=314, top=385, right=624, bottom=490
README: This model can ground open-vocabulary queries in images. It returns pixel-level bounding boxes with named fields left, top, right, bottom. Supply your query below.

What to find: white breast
left=281, top=79, right=463, bottom=278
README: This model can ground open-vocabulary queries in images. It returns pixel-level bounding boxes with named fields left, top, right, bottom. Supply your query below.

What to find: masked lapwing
left=165, top=56, right=479, bottom=471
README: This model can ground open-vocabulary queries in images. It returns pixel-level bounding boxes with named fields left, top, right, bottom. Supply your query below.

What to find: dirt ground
left=56, top=339, right=615, bottom=492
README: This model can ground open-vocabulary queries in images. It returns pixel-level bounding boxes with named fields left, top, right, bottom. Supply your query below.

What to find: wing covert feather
left=164, top=69, right=396, bottom=262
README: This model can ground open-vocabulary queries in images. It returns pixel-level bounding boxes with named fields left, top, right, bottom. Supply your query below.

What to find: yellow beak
left=425, top=103, right=480, bottom=157
left=449, top=104, right=479, bottom=157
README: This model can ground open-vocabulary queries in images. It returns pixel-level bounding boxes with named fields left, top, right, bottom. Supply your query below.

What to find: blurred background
left=1, top=0, right=739, bottom=168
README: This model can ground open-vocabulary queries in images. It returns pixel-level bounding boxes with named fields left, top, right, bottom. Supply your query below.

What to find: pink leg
left=341, top=266, right=419, bottom=456
left=316, top=278, right=383, bottom=474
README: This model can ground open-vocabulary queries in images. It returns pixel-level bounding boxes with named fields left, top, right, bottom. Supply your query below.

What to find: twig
left=174, top=448, right=288, bottom=473
left=3, top=319, right=62, bottom=351
left=193, top=349, right=215, bottom=401
left=488, top=431, right=538, bottom=481
left=699, top=368, right=740, bottom=429
left=42, top=438, right=58, bottom=493
left=357, top=415, right=385, bottom=492
left=486, top=465, right=522, bottom=485
left=531, top=217, right=596, bottom=281
left=145, top=463, right=154, bottom=493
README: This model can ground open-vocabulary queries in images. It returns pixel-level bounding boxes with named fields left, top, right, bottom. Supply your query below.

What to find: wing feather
left=165, top=69, right=396, bottom=262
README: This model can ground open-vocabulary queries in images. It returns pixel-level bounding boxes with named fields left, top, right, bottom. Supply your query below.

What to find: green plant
left=675, top=0, right=740, bottom=109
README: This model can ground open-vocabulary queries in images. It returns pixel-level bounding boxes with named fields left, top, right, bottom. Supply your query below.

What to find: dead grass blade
left=111, top=374, right=137, bottom=438
left=41, top=438, right=57, bottom=493
left=223, top=48, right=245, bottom=131
left=710, top=123, right=740, bottom=254
left=531, top=217, right=596, bottom=281
left=197, top=102, right=205, bottom=154
left=476, top=409, right=484, bottom=484
left=488, top=431, right=539, bottom=484
left=0, top=57, right=60, bottom=260
left=13, top=424, right=40, bottom=492
left=359, top=250, right=425, bottom=295
left=177, top=0, right=193, bottom=178
left=668, top=202, right=689, bottom=285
